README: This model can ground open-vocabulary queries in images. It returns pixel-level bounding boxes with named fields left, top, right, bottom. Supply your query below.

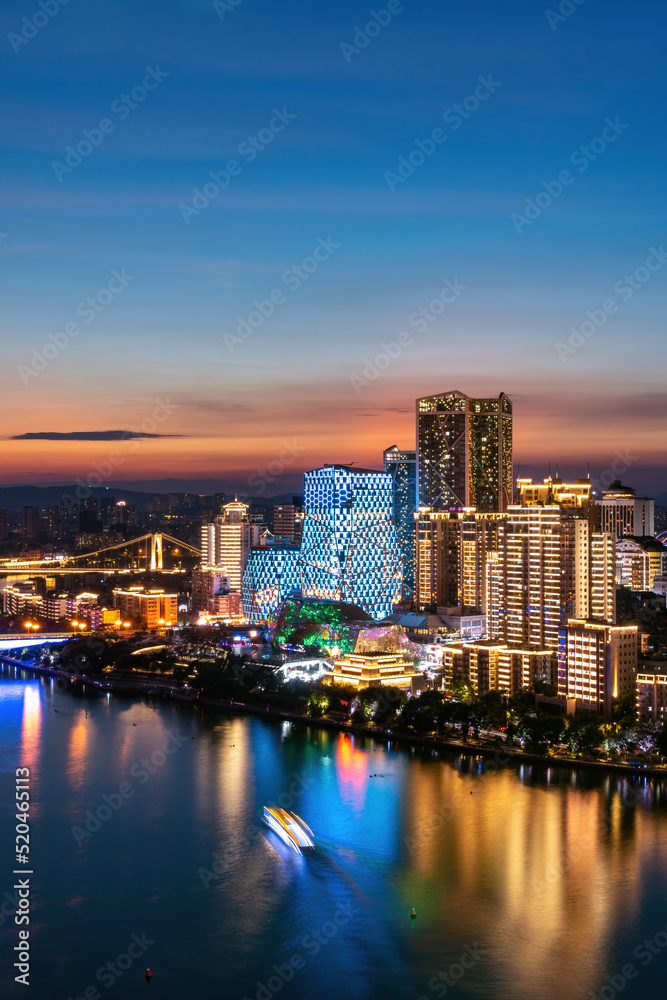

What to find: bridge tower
left=150, top=533, right=163, bottom=571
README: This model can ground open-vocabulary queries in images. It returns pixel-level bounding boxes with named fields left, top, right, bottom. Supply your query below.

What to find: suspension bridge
left=0, top=533, right=201, bottom=576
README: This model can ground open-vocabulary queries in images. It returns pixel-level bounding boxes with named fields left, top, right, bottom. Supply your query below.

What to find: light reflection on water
left=0, top=663, right=666, bottom=1000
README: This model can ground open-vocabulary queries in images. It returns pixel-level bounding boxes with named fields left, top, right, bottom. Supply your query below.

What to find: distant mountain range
left=0, top=483, right=299, bottom=512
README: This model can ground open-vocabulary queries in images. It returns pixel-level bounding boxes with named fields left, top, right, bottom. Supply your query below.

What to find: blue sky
left=1, top=0, right=665, bottom=495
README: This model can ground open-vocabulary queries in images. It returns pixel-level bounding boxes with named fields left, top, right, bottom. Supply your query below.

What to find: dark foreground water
left=2, top=665, right=667, bottom=1000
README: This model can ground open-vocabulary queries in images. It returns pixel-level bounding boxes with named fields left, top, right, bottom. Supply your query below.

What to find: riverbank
left=4, top=655, right=666, bottom=778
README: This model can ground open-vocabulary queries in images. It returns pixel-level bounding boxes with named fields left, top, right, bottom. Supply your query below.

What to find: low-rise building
left=325, top=651, right=425, bottom=693
left=442, top=640, right=553, bottom=696
left=3, top=581, right=42, bottom=617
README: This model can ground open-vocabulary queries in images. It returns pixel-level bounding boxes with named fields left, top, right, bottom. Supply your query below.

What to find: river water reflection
left=1, top=665, right=666, bottom=1000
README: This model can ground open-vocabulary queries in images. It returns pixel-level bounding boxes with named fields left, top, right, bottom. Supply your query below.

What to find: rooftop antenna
left=587, top=462, right=590, bottom=481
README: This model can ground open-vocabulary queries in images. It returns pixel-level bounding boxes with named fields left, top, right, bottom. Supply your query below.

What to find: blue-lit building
left=242, top=540, right=301, bottom=623
left=383, top=446, right=417, bottom=598
left=299, top=465, right=403, bottom=620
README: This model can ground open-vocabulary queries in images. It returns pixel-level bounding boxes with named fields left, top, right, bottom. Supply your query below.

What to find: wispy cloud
left=11, top=430, right=181, bottom=441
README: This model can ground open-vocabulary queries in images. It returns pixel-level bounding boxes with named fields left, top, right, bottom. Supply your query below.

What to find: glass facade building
left=383, top=446, right=417, bottom=598
left=417, top=390, right=512, bottom=512
left=299, top=465, right=403, bottom=619
left=241, top=542, right=301, bottom=623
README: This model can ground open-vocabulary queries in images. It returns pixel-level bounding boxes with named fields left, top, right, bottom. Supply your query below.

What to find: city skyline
left=1, top=0, right=666, bottom=494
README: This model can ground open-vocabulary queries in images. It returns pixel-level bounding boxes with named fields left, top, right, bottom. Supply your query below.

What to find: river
left=1, top=663, right=667, bottom=1000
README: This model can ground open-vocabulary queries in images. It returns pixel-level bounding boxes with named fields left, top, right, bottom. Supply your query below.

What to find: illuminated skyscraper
left=200, top=500, right=264, bottom=593
left=242, top=541, right=301, bottom=623
left=383, top=446, right=417, bottom=597
left=417, top=389, right=512, bottom=512
left=299, top=465, right=402, bottom=619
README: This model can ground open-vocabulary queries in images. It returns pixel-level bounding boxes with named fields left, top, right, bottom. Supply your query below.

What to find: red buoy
left=145, top=968, right=152, bottom=979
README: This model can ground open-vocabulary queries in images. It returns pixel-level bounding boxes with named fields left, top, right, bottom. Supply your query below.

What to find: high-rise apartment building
left=200, top=500, right=264, bottom=593
left=415, top=509, right=502, bottom=611
left=383, top=446, right=417, bottom=597
left=273, top=503, right=297, bottom=541
left=299, top=465, right=402, bottom=620
left=21, top=506, right=40, bottom=543
left=485, top=508, right=616, bottom=651
left=416, top=390, right=512, bottom=512
left=597, top=480, right=654, bottom=538
left=0, top=509, right=9, bottom=541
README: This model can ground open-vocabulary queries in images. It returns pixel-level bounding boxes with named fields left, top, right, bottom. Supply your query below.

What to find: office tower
left=273, top=503, right=297, bottom=540
left=596, top=480, right=654, bottom=537
left=242, top=540, right=301, bottom=622
left=200, top=499, right=264, bottom=593
left=558, top=621, right=638, bottom=717
left=299, top=465, right=402, bottom=619
left=383, top=446, right=417, bottom=598
left=417, top=389, right=512, bottom=512
left=0, top=509, right=9, bottom=541
left=21, top=506, right=40, bottom=543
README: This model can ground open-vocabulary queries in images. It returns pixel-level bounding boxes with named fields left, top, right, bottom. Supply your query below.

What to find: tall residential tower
left=417, top=390, right=512, bottom=512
